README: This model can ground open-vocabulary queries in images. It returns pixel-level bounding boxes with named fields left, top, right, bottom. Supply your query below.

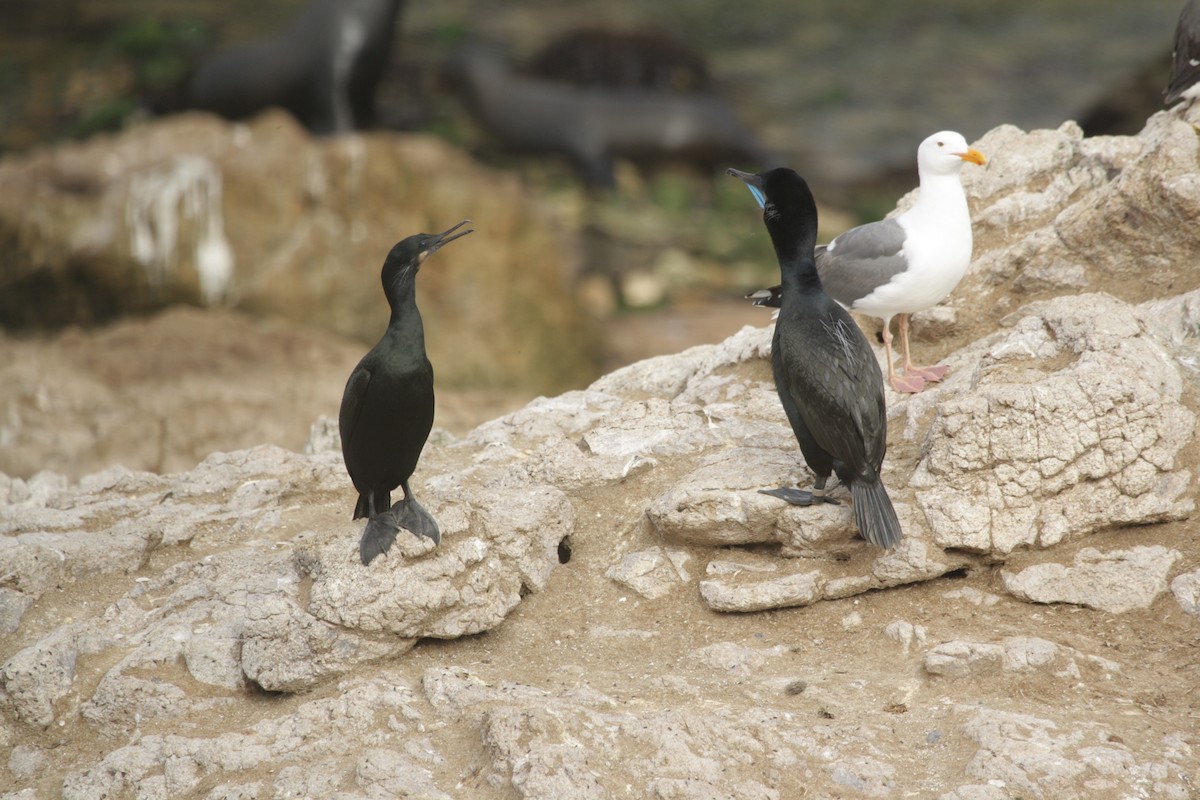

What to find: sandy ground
left=0, top=301, right=769, bottom=481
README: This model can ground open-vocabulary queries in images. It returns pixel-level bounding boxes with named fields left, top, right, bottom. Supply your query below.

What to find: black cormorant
left=728, top=167, right=901, bottom=549
left=744, top=131, right=985, bottom=393
left=339, top=220, right=473, bottom=564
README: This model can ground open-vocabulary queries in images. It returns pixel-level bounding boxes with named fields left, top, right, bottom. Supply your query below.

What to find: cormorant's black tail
left=746, top=284, right=783, bottom=309
left=353, top=491, right=390, bottom=521
left=849, top=477, right=902, bottom=549
left=359, top=511, right=401, bottom=565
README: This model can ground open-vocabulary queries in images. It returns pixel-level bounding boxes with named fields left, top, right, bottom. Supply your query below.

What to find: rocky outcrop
left=1002, top=545, right=1182, bottom=613
left=642, top=291, right=1194, bottom=613
left=0, top=111, right=596, bottom=392
left=3, top=111, right=1199, bottom=798
left=3, top=284, right=1196, bottom=796
left=919, top=107, right=1200, bottom=351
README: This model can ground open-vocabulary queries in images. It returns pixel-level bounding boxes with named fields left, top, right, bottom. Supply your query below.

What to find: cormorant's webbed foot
left=758, top=487, right=841, bottom=506
left=359, top=511, right=401, bottom=565
left=394, top=497, right=442, bottom=545
left=359, top=499, right=442, bottom=565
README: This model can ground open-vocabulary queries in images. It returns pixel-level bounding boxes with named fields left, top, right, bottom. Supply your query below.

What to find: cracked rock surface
left=4, top=109, right=1200, bottom=798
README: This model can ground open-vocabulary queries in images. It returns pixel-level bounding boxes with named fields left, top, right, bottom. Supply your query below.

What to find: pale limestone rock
left=428, top=666, right=895, bottom=799
left=942, top=587, right=1001, bottom=606
left=7, top=744, right=44, bottom=782
left=1169, top=569, right=1200, bottom=616
left=606, top=546, right=691, bottom=599
left=696, top=533, right=970, bottom=613
left=924, top=636, right=1120, bottom=679
left=304, top=484, right=573, bottom=638
left=0, top=628, right=79, bottom=727
left=1001, top=546, right=1181, bottom=613
left=906, top=294, right=1194, bottom=554
left=925, top=641, right=1006, bottom=678
left=61, top=679, right=431, bottom=799
left=884, top=620, right=928, bottom=654
left=690, top=642, right=786, bottom=676
left=354, top=748, right=451, bottom=800
left=942, top=113, right=1200, bottom=330
left=938, top=786, right=1011, bottom=800
left=960, top=708, right=1192, bottom=799
left=699, top=569, right=823, bottom=613
left=1, top=115, right=1198, bottom=799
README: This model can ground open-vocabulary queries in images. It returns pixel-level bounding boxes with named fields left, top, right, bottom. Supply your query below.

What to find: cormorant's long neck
left=769, top=224, right=821, bottom=294
left=385, top=276, right=426, bottom=348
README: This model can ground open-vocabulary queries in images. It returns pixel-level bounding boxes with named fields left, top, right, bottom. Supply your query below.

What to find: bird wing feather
left=781, top=308, right=887, bottom=475
left=338, top=363, right=373, bottom=472
left=771, top=329, right=833, bottom=477
left=816, top=219, right=909, bottom=307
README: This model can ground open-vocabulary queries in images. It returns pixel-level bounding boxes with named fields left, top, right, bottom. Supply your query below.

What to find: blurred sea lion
left=188, top=0, right=404, bottom=134
left=524, top=27, right=713, bottom=93
left=448, top=46, right=768, bottom=187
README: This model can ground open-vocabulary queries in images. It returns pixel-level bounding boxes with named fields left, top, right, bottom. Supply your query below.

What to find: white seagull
left=745, top=130, right=986, bottom=393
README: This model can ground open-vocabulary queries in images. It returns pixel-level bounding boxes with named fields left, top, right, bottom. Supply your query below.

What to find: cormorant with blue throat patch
left=339, top=220, right=473, bottom=565
left=727, top=167, right=901, bottom=549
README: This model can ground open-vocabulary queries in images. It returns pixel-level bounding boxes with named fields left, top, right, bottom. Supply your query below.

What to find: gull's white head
left=917, top=130, right=986, bottom=177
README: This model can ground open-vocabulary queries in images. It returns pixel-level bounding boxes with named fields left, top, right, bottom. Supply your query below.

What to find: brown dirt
left=0, top=300, right=770, bottom=482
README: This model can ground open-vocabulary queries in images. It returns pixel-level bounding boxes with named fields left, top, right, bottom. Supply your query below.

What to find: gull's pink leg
left=883, top=316, right=925, bottom=393
left=899, top=313, right=947, bottom=383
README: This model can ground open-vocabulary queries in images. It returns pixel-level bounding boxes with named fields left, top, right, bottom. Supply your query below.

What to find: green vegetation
left=113, top=16, right=211, bottom=98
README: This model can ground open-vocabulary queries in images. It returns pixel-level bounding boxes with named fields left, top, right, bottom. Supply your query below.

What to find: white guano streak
left=126, top=155, right=234, bottom=305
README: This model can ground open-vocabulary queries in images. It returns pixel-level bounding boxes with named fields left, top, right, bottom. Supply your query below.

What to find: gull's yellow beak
left=957, top=147, right=986, bottom=166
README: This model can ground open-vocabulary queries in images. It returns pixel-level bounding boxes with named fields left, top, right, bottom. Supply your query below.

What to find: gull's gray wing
left=815, top=218, right=909, bottom=307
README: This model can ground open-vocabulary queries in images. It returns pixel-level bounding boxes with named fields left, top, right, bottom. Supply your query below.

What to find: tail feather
left=746, top=285, right=783, bottom=309
left=353, top=494, right=370, bottom=520
left=849, top=477, right=902, bottom=549
left=353, top=490, right=389, bottom=521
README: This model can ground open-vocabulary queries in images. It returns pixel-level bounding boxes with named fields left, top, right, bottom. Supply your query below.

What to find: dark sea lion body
left=451, top=50, right=767, bottom=186
left=188, top=0, right=404, bottom=134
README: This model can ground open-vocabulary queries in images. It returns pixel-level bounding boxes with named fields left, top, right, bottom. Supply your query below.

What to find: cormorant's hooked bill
left=727, top=168, right=766, bottom=206
left=419, top=219, right=474, bottom=262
